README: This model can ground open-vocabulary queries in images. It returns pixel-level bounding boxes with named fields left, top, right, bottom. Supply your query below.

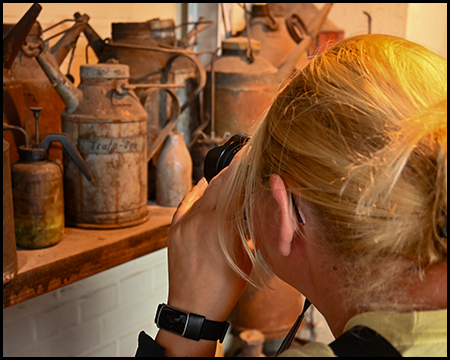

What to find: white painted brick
left=2, top=315, right=35, bottom=356
left=118, top=328, right=144, bottom=357
left=58, top=317, right=102, bottom=356
left=101, top=296, right=155, bottom=340
left=34, top=299, right=80, bottom=341
left=80, top=341, right=117, bottom=357
left=152, top=267, right=169, bottom=292
left=120, top=269, right=153, bottom=306
left=80, top=284, right=118, bottom=323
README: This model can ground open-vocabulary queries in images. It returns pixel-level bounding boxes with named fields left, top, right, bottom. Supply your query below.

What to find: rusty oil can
left=5, top=111, right=93, bottom=249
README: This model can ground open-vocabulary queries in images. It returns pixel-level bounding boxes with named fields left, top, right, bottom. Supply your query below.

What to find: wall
left=3, top=249, right=168, bottom=356
left=406, top=3, right=447, bottom=59
left=3, top=3, right=447, bottom=357
left=2, top=3, right=178, bottom=85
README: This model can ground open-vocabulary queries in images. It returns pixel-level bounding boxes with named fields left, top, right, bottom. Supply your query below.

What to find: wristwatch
left=155, top=303, right=229, bottom=343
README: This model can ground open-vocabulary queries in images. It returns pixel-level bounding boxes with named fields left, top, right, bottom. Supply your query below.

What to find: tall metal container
left=204, top=37, right=279, bottom=138
left=65, top=64, right=148, bottom=228
left=3, top=140, right=18, bottom=284
left=3, top=2, right=42, bottom=284
left=36, top=49, right=149, bottom=229
left=204, top=4, right=333, bottom=138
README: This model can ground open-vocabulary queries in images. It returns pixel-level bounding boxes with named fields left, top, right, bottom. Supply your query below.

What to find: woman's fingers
left=172, top=177, right=208, bottom=224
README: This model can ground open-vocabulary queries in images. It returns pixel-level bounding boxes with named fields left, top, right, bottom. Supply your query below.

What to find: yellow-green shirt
left=280, top=309, right=447, bottom=357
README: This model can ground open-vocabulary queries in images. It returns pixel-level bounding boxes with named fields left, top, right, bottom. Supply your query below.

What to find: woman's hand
left=155, top=162, right=252, bottom=356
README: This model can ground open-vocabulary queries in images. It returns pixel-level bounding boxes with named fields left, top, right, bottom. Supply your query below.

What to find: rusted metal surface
left=205, top=4, right=333, bottom=139
left=3, top=13, right=89, bottom=164
left=63, top=64, right=149, bottom=229
left=6, top=120, right=93, bottom=249
left=3, top=140, right=18, bottom=284
left=12, top=154, right=64, bottom=249
left=242, top=4, right=309, bottom=69
left=2, top=3, right=41, bottom=70
left=36, top=51, right=149, bottom=229
left=3, top=4, right=41, bottom=164
left=80, top=18, right=206, bottom=149
left=204, top=37, right=279, bottom=138
left=283, top=3, right=345, bottom=55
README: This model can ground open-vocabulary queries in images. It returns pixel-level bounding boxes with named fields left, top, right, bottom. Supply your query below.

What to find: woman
left=137, top=34, right=447, bottom=356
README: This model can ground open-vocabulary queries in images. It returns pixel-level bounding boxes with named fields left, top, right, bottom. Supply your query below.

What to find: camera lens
left=203, top=134, right=250, bottom=183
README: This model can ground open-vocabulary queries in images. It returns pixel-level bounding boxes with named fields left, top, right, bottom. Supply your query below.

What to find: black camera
left=203, top=134, right=250, bottom=183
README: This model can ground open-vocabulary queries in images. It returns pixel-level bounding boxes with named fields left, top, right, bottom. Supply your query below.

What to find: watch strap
left=156, top=304, right=229, bottom=343
left=201, top=317, right=229, bottom=343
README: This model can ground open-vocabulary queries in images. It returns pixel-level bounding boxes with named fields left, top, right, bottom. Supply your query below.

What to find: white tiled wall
left=3, top=248, right=168, bottom=357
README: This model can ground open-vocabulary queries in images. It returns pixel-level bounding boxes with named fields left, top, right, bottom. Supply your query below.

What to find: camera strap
left=329, top=325, right=402, bottom=357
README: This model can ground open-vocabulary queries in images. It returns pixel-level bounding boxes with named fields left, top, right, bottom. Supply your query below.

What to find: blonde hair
left=217, top=34, right=447, bottom=312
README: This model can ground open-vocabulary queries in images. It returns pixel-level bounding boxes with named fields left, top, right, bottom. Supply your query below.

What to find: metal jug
left=3, top=11, right=89, bottom=164
left=205, top=4, right=333, bottom=138
left=156, top=131, right=193, bottom=207
left=35, top=48, right=150, bottom=229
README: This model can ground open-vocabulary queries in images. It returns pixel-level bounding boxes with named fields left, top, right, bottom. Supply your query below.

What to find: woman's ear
left=270, top=174, right=296, bottom=257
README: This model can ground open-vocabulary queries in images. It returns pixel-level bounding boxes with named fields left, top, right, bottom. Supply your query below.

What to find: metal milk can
left=36, top=49, right=149, bottom=229
left=204, top=3, right=333, bottom=138
left=204, top=37, right=278, bottom=138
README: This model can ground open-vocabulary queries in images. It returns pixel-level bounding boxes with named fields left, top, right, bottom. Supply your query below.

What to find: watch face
left=158, top=306, right=188, bottom=335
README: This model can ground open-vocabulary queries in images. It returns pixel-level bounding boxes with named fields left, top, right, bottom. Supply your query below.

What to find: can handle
left=144, top=89, right=181, bottom=162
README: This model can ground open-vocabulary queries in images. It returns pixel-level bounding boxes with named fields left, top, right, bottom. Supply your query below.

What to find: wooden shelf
left=3, top=205, right=175, bottom=308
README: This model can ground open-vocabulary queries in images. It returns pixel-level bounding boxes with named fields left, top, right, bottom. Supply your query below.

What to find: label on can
left=78, top=135, right=145, bottom=154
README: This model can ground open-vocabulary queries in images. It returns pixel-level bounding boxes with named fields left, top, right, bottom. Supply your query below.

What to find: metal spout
left=74, top=12, right=104, bottom=58
left=38, top=133, right=94, bottom=182
left=50, top=13, right=90, bottom=66
left=36, top=49, right=82, bottom=113
left=277, top=3, right=333, bottom=81
left=3, top=3, right=42, bottom=70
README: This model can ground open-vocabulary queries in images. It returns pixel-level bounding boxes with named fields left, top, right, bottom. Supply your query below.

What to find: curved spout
left=50, top=13, right=90, bottom=66
left=277, top=3, right=333, bottom=81
left=3, top=3, right=42, bottom=70
left=36, top=48, right=82, bottom=113
left=74, top=12, right=104, bottom=59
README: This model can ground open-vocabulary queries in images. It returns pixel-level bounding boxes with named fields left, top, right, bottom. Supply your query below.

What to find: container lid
left=149, top=18, right=175, bottom=31
left=222, top=37, right=261, bottom=51
left=80, top=64, right=130, bottom=79
left=112, top=22, right=152, bottom=40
